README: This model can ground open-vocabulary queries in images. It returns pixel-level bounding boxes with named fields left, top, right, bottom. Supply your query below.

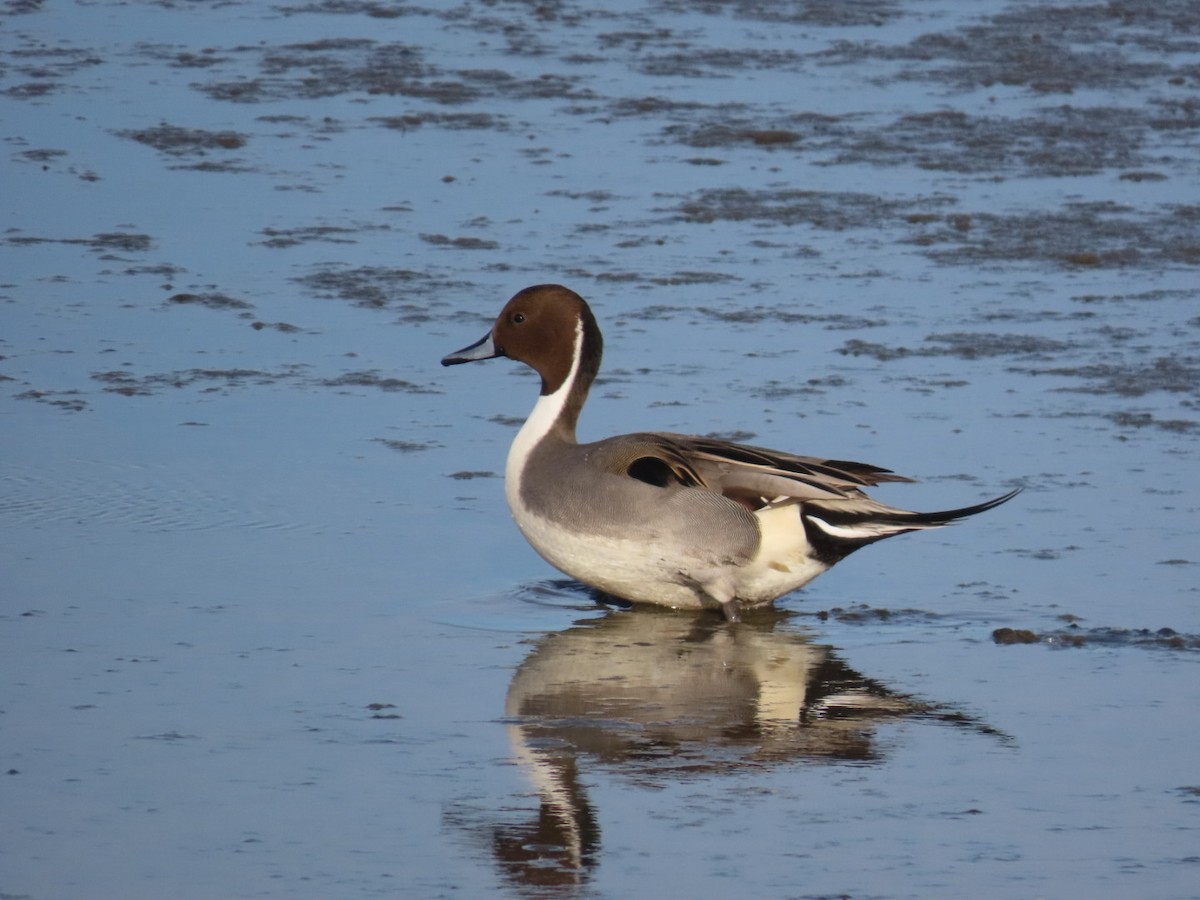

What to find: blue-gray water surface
left=2, top=1, right=1199, bottom=897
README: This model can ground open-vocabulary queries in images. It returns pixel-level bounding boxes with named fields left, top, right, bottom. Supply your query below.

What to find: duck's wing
left=584, top=432, right=912, bottom=507
left=582, top=430, right=1020, bottom=570
left=659, top=432, right=914, bottom=506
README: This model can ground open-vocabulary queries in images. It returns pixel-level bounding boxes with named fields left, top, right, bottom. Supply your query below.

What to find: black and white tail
left=803, top=488, right=1021, bottom=564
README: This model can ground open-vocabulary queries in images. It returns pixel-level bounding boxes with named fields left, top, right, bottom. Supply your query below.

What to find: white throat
left=505, top=319, right=585, bottom=501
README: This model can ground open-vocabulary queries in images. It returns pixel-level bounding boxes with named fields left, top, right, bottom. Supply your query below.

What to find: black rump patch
left=627, top=456, right=674, bottom=487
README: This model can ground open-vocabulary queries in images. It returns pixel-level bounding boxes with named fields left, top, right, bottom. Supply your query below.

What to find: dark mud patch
left=85, top=366, right=440, bottom=398
left=2, top=0, right=47, bottom=17
left=796, top=603, right=942, bottom=626
left=166, top=291, right=253, bottom=311
left=250, top=320, right=304, bottom=333
left=1022, top=356, right=1200, bottom=398
left=552, top=270, right=738, bottom=290
left=1071, top=288, right=1195, bottom=305
left=258, top=224, right=391, bottom=248
left=546, top=188, right=624, bottom=205
left=907, top=202, right=1200, bottom=269
left=194, top=39, right=595, bottom=106
left=673, top=187, right=956, bottom=230
left=624, top=304, right=888, bottom=333
left=829, top=105, right=1151, bottom=176
left=838, top=332, right=1076, bottom=362
left=91, top=366, right=308, bottom=396
left=994, top=625, right=1200, bottom=651
left=1105, top=410, right=1198, bottom=434
left=122, top=262, right=187, bottom=279
left=447, top=470, right=499, bottom=480
left=10, top=147, right=97, bottom=183
left=654, top=0, right=904, bottom=28
left=371, top=111, right=511, bottom=132
left=2, top=44, right=102, bottom=98
left=365, top=701, right=402, bottom=720
left=294, top=265, right=470, bottom=317
left=646, top=11, right=1198, bottom=181
left=635, top=47, right=808, bottom=78
left=748, top=379, right=831, bottom=400
left=974, top=308, right=1097, bottom=326
left=13, top=146, right=64, bottom=161
left=322, top=371, right=439, bottom=394
left=13, top=388, right=89, bottom=412
left=695, top=305, right=887, bottom=330
left=5, top=231, right=153, bottom=255
left=420, top=233, right=499, bottom=251
left=275, top=0, right=438, bottom=17
left=118, top=123, right=248, bottom=156
left=487, top=414, right=525, bottom=428
left=372, top=438, right=436, bottom=453
left=662, top=112, right=848, bottom=151
left=1004, top=546, right=1081, bottom=562
left=818, top=1, right=1200, bottom=94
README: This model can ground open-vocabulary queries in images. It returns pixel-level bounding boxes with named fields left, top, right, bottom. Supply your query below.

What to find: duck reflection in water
left=475, top=596, right=1001, bottom=891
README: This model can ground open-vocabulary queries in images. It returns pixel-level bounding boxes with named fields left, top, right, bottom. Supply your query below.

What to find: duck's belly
left=510, top=502, right=830, bottom=611
left=513, top=509, right=710, bottom=609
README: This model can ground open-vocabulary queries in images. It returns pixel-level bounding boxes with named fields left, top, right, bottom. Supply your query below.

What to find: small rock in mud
left=992, top=627, right=1040, bottom=645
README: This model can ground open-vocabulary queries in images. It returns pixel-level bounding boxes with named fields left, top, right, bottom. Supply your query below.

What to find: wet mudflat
left=2, top=0, right=1199, bottom=897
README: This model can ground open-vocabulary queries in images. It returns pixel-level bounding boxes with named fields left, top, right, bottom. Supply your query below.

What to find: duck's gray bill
left=441, top=331, right=499, bottom=366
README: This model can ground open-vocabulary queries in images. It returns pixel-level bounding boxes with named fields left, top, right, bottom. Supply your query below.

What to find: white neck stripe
left=505, top=318, right=585, bottom=493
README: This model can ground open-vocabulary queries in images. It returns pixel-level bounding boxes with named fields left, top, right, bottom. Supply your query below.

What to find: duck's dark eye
left=512, top=312, right=526, bottom=324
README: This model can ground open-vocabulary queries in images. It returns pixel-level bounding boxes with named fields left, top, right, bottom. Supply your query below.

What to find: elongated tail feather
left=803, top=488, right=1021, bottom=564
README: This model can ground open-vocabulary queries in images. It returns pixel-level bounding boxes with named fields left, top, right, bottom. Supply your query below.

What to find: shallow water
left=2, top=0, right=1199, bottom=897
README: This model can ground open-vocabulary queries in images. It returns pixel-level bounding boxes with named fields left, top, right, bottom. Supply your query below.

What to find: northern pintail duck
left=442, top=284, right=1018, bottom=621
